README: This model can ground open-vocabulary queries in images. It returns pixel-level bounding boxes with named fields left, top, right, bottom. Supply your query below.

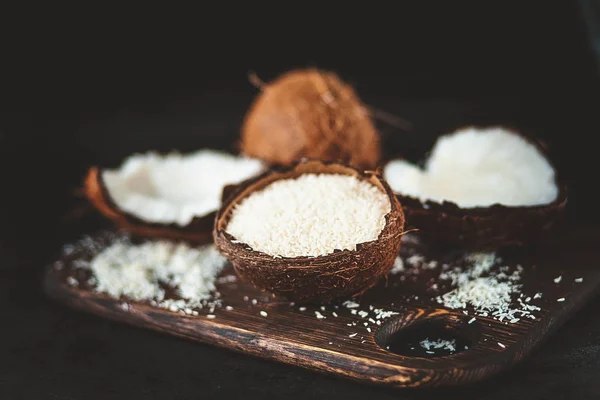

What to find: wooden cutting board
left=44, top=225, right=600, bottom=388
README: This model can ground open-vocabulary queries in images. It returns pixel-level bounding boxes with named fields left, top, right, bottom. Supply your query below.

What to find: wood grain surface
left=44, top=225, right=600, bottom=388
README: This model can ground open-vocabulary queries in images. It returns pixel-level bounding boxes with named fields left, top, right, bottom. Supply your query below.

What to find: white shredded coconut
left=372, top=308, right=400, bottom=320
left=66, top=276, right=79, bottom=287
left=406, top=254, right=425, bottom=267
left=390, top=248, right=540, bottom=324
left=225, top=174, right=391, bottom=257
left=217, top=275, right=238, bottom=284
left=87, top=240, right=226, bottom=312
left=103, top=149, right=265, bottom=226
left=383, top=127, right=558, bottom=207
left=434, top=252, right=541, bottom=322
left=420, top=338, right=456, bottom=352
left=343, top=300, right=360, bottom=309
left=390, top=256, right=405, bottom=274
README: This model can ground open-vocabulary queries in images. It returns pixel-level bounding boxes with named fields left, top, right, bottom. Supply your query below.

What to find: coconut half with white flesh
left=382, top=126, right=567, bottom=250
left=84, top=149, right=265, bottom=243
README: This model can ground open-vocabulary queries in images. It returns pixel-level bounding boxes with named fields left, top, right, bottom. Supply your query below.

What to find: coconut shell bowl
left=213, top=159, right=406, bottom=303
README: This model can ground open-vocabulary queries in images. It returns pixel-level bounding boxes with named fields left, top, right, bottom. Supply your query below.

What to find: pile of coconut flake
left=102, top=149, right=264, bottom=226
left=383, top=127, right=558, bottom=207
left=80, top=239, right=227, bottom=312
left=436, top=252, right=541, bottom=323
left=225, top=173, right=391, bottom=258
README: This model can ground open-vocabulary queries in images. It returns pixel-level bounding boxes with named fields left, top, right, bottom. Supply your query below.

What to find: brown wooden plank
left=44, top=225, right=600, bottom=388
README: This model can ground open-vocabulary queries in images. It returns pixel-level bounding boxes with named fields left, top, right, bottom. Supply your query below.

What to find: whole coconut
left=241, top=68, right=381, bottom=170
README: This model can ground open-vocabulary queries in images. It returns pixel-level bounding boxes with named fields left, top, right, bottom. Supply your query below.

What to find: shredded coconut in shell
left=225, top=173, right=391, bottom=257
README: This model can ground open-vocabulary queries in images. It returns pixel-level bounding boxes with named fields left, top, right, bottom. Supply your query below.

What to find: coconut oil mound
left=103, top=149, right=265, bottom=226
left=383, top=127, right=558, bottom=208
left=225, top=173, right=391, bottom=258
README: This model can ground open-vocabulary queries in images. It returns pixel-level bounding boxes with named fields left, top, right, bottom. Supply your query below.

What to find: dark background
left=2, top=2, right=600, bottom=399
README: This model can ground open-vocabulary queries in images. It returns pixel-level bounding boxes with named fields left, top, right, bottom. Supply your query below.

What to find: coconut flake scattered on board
left=69, top=236, right=227, bottom=313
left=102, top=149, right=265, bottom=226
left=315, top=311, right=326, bottom=319
left=390, top=256, right=405, bottom=274
left=389, top=248, right=541, bottom=323
left=383, top=127, right=558, bottom=208
left=420, top=338, right=456, bottom=353
left=435, top=252, right=541, bottom=322
left=340, top=300, right=399, bottom=331
left=225, top=173, right=391, bottom=257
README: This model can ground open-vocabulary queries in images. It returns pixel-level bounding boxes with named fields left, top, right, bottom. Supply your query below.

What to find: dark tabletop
left=3, top=3, right=600, bottom=399
left=3, top=256, right=600, bottom=400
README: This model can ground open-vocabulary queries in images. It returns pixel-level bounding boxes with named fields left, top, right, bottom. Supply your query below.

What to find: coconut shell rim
left=394, top=183, right=567, bottom=217
left=83, top=166, right=216, bottom=243
left=214, top=158, right=405, bottom=267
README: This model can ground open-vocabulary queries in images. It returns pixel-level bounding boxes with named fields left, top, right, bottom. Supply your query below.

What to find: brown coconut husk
left=382, top=126, right=568, bottom=251
left=213, top=159, right=405, bottom=303
left=83, top=167, right=214, bottom=244
left=241, top=69, right=381, bottom=170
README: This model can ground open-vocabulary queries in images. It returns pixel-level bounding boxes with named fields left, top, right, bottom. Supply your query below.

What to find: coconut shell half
left=84, top=167, right=214, bottom=244
left=213, top=159, right=405, bottom=303
left=382, top=128, right=568, bottom=251
left=394, top=186, right=567, bottom=251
